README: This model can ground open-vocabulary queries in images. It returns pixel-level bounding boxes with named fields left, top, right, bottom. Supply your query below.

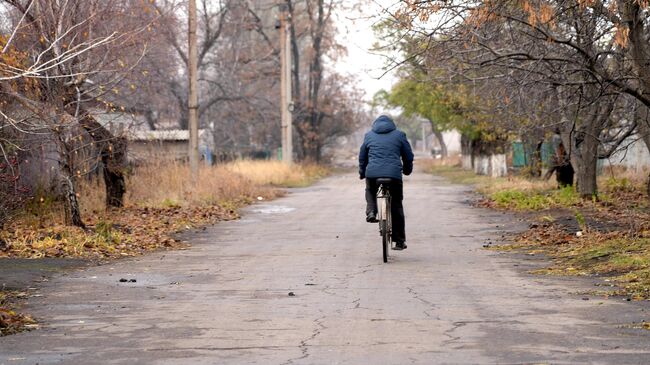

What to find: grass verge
left=419, top=157, right=487, bottom=185
left=427, top=161, right=650, bottom=301
left=512, top=227, right=650, bottom=300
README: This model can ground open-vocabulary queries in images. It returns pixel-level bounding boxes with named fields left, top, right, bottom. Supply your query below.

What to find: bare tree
left=374, top=0, right=648, bottom=197
left=152, top=0, right=361, bottom=161
left=1, top=0, right=159, bottom=225
left=285, top=0, right=353, bottom=161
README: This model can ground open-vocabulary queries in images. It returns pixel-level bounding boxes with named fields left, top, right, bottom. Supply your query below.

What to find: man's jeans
left=365, top=178, right=406, bottom=243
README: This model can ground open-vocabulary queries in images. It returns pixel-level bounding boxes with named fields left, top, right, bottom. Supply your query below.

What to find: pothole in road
left=251, top=205, right=296, bottom=214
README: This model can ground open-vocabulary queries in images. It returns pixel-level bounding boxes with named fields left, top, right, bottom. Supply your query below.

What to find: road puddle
left=251, top=205, right=296, bottom=214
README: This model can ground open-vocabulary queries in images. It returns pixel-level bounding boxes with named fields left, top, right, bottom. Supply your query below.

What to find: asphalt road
left=2, top=172, right=649, bottom=364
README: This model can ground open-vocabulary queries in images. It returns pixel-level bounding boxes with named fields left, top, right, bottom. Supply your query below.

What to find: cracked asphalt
left=2, top=172, right=650, bottom=364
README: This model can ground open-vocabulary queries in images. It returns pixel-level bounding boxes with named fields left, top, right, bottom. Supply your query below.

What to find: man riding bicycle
left=359, top=115, right=414, bottom=250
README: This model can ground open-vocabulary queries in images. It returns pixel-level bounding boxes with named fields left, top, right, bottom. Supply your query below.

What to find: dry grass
left=78, top=159, right=328, bottom=212
left=416, top=155, right=463, bottom=171
left=423, top=156, right=554, bottom=194
left=419, top=156, right=488, bottom=185
left=425, top=161, right=649, bottom=211
left=512, top=225, right=650, bottom=300
left=124, top=162, right=277, bottom=209
left=225, top=160, right=330, bottom=188
left=2, top=160, right=329, bottom=260
left=601, top=165, right=649, bottom=185
left=478, top=177, right=555, bottom=195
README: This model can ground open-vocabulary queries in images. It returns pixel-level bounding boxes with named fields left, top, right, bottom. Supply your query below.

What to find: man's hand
left=359, top=174, right=365, bottom=180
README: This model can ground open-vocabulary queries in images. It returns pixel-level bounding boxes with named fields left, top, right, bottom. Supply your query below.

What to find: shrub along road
left=1, top=172, right=649, bottom=364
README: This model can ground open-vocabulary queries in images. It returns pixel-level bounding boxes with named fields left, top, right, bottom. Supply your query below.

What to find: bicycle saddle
left=376, top=178, right=394, bottom=185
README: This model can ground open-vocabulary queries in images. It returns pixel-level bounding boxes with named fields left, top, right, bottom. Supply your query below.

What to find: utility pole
left=188, top=0, right=200, bottom=180
left=279, top=5, right=293, bottom=164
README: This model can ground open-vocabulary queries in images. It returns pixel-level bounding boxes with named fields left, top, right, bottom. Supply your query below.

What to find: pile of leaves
left=0, top=291, right=37, bottom=336
left=0, top=202, right=249, bottom=259
left=488, top=177, right=650, bottom=300
left=514, top=224, right=650, bottom=299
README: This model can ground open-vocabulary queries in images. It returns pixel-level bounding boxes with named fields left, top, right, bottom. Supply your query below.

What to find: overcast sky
left=332, top=0, right=400, bottom=103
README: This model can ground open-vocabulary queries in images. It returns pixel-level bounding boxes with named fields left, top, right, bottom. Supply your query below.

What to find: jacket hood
left=371, top=115, right=397, bottom=134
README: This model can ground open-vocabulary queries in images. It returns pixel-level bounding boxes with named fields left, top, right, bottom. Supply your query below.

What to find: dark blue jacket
left=359, top=115, right=414, bottom=180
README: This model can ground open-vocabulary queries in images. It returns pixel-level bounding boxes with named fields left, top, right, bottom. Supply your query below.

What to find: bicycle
left=376, top=178, right=394, bottom=263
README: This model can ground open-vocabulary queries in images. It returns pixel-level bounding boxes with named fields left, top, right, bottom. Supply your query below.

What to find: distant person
left=358, top=115, right=414, bottom=250
left=544, top=129, right=574, bottom=187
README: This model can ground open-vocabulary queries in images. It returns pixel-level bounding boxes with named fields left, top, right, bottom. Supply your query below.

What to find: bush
left=0, top=157, right=30, bottom=229
left=490, top=186, right=580, bottom=211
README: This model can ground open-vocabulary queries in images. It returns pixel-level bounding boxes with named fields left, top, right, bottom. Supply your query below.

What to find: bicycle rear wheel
left=381, top=220, right=388, bottom=263
left=386, top=196, right=392, bottom=250
left=378, top=194, right=389, bottom=263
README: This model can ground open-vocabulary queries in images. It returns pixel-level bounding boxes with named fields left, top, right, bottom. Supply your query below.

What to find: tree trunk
left=619, top=1, right=650, bottom=105
left=75, top=110, right=128, bottom=208
left=286, top=0, right=301, bottom=102
left=61, top=171, right=85, bottom=228
left=56, top=136, right=84, bottom=228
left=530, top=141, right=543, bottom=177
left=636, top=119, right=650, bottom=200
left=301, top=125, right=321, bottom=163
left=300, top=0, right=326, bottom=163
left=575, top=157, right=598, bottom=198
left=103, top=137, right=127, bottom=207
left=568, top=130, right=600, bottom=198
left=144, top=109, right=157, bottom=130
left=460, top=134, right=474, bottom=169
left=178, top=103, right=189, bottom=130
left=556, top=86, right=614, bottom=199
left=430, top=122, right=447, bottom=158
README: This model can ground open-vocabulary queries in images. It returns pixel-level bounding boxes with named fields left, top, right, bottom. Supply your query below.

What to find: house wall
left=603, top=137, right=650, bottom=173
left=428, top=130, right=462, bottom=155
left=474, top=154, right=508, bottom=177
left=18, top=141, right=61, bottom=192
left=129, top=140, right=189, bottom=163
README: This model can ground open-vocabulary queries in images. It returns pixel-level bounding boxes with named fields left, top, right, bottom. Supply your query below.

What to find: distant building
left=94, top=110, right=210, bottom=164
left=427, top=130, right=462, bottom=156
left=128, top=129, right=209, bottom=163
left=603, top=136, right=650, bottom=173
left=94, top=111, right=150, bottom=136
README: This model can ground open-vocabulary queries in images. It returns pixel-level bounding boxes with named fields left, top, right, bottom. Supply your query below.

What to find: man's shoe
left=366, top=213, right=378, bottom=223
left=393, top=241, right=407, bottom=250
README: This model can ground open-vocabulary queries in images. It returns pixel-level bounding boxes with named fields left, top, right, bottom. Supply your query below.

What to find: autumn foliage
left=377, top=0, right=650, bottom=198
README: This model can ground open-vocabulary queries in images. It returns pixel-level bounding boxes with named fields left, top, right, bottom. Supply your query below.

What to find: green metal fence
left=512, top=142, right=554, bottom=169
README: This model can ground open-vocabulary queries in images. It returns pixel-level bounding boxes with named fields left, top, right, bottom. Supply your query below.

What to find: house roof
left=93, top=111, right=149, bottom=135
left=91, top=110, right=209, bottom=143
